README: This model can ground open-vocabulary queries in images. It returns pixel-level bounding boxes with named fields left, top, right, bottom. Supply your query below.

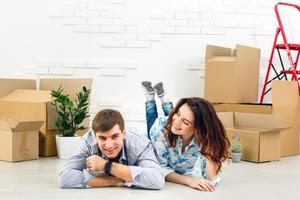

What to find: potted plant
left=231, top=133, right=242, bottom=163
left=51, top=86, right=91, bottom=159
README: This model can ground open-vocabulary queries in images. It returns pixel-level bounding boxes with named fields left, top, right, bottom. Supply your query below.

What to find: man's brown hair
left=92, top=109, right=125, bottom=133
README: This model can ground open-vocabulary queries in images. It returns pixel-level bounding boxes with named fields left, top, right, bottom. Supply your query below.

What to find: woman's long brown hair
left=164, top=97, right=230, bottom=174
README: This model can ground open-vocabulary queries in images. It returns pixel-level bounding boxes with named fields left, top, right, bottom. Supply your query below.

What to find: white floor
left=1, top=156, right=300, bottom=200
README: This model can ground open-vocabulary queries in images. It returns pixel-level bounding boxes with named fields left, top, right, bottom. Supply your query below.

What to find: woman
left=141, top=81, right=230, bottom=192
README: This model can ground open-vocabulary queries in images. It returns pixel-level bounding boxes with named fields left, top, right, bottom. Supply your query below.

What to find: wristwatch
left=104, top=161, right=113, bottom=175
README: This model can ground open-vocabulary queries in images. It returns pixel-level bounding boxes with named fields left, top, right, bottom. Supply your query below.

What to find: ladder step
left=281, top=70, right=300, bottom=74
left=276, top=44, right=300, bottom=50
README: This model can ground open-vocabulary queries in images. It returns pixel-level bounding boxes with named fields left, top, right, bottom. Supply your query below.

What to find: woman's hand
left=186, top=177, right=215, bottom=192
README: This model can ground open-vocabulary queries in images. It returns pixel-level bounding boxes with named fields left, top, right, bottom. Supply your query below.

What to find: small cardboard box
left=204, top=44, right=260, bottom=103
left=0, top=78, right=93, bottom=156
left=218, top=112, right=288, bottom=162
left=213, top=81, right=300, bottom=157
left=0, top=118, right=43, bottom=162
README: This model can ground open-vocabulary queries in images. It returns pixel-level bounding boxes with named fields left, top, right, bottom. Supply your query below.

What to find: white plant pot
left=56, top=135, right=81, bottom=159
left=232, top=152, right=242, bottom=163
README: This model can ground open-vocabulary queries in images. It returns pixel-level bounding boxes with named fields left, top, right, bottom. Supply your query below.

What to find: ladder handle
left=275, top=2, right=300, bottom=46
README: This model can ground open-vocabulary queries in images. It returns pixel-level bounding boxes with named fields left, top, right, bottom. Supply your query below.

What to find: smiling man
left=58, top=109, right=165, bottom=189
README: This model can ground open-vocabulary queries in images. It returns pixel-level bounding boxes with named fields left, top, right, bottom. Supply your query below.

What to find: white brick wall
left=1, top=0, right=299, bottom=125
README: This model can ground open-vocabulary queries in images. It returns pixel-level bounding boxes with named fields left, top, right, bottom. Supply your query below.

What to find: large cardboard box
left=204, top=44, right=260, bottom=103
left=0, top=118, right=43, bottom=162
left=218, top=112, right=287, bottom=162
left=213, top=103, right=272, bottom=114
left=0, top=78, right=93, bottom=156
left=272, top=81, right=300, bottom=157
left=213, top=81, right=300, bottom=157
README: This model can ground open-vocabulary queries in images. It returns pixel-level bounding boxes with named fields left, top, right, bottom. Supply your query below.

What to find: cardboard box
left=0, top=78, right=36, bottom=98
left=218, top=112, right=287, bottom=162
left=213, top=81, right=300, bottom=157
left=213, top=103, right=272, bottom=114
left=0, top=78, right=93, bottom=156
left=0, top=118, right=43, bottom=162
left=204, top=44, right=260, bottom=103
left=272, top=81, right=300, bottom=157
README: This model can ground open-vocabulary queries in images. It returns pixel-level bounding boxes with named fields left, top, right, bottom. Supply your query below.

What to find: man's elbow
left=152, top=176, right=165, bottom=190
left=58, top=171, right=85, bottom=189
left=148, top=173, right=165, bottom=190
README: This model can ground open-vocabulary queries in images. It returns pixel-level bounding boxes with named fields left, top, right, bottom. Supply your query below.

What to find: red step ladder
left=260, top=2, right=300, bottom=103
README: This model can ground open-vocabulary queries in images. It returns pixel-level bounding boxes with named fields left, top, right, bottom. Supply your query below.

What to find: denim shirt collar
left=177, top=136, right=199, bottom=153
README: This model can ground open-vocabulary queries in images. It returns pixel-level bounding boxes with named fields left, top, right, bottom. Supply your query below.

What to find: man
left=58, top=109, right=165, bottom=189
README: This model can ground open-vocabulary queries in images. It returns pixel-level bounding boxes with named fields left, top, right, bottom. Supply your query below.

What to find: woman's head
left=164, top=97, right=230, bottom=173
left=170, top=102, right=195, bottom=140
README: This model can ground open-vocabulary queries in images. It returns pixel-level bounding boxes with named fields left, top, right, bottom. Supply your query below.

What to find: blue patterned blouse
left=149, top=116, right=221, bottom=186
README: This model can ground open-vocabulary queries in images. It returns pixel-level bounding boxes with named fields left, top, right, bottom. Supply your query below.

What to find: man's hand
left=86, top=155, right=107, bottom=173
left=186, top=177, right=215, bottom=192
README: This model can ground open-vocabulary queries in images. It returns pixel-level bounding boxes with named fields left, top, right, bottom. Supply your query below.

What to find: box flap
left=46, top=103, right=58, bottom=130
left=0, top=89, right=52, bottom=103
left=0, top=78, right=36, bottom=98
left=234, top=112, right=282, bottom=130
left=0, top=118, right=12, bottom=132
left=236, top=44, right=260, bottom=63
left=39, top=78, right=92, bottom=101
left=259, top=127, right=291, bottom=133
left=217, top=112, right=234, bottom=128
left=206, top=57, right=237, bottom=62
left=205, top=45, right=232, bottom=60
left=11, top=121, right=44, bottom=132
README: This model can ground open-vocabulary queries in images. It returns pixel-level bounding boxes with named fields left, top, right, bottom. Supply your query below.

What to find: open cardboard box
left=204, top=44, right=260, bottom=103
left=213, top=81, right=300, bottom=157
left=0, top=117, right=43, bottom=162
left=217, top=112, right=289, bottom=162
left=0, top=78, right=93, bottom=156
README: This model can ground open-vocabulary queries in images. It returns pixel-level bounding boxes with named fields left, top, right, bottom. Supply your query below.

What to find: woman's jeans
left=145, top=100, right=173, bottom=137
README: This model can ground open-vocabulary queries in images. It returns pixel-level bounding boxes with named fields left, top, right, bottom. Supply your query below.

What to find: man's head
left=92, top=109, right=126, bottom=159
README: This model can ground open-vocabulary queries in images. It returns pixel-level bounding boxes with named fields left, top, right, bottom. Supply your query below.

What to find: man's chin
left=104, top=152, right=118, bottom=159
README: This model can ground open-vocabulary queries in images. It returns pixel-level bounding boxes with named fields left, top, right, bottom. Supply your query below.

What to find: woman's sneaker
left=154, top=82, right=165, bottom=97
left=141, top=81, right=155, bottom=95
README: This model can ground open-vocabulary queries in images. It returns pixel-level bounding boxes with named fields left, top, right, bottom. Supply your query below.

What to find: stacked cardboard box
left=213, top=81, right=300, bottom=157
left=0, top=118, right=43, bottom=162
left=0, top=78, right=93, bottom=159
left=205, top=44, right=260, bottom=103
left=217, top=112, right=289, bottom=162
left=204, top=44, right=300, bottom=161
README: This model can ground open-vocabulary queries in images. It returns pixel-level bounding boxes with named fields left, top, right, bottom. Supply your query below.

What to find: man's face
left=95, top=124, right=126, bottom=159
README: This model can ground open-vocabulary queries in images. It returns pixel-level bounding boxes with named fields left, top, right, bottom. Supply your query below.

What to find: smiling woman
left=141, top=81, right=230, bottom=192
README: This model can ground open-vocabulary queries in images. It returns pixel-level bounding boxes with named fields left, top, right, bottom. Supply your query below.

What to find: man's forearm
left=110, top=162, right=133, bottom=182
left=86, top=176, right=124, bottom=187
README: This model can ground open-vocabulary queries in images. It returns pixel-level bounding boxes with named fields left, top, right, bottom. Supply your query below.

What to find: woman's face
left=171, top=103, right=195, bottom=139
